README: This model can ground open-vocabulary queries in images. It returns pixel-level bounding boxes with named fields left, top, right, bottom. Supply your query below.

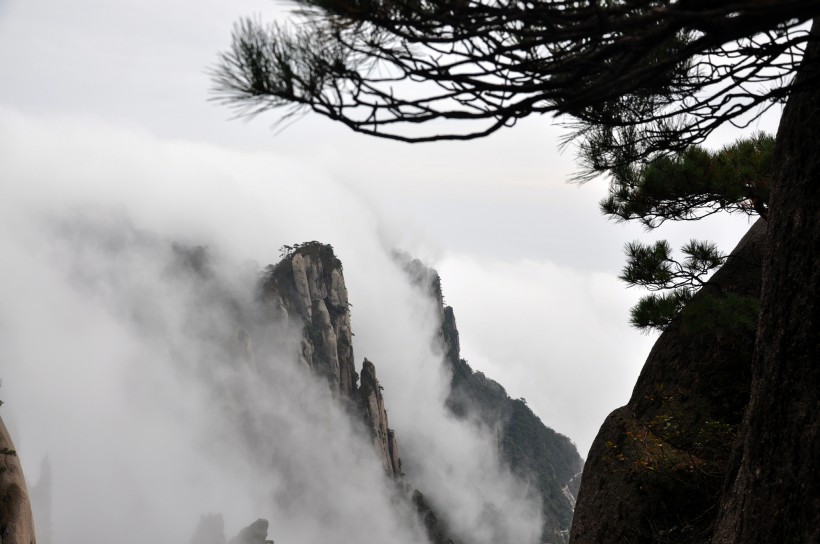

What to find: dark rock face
left=0, top=415, right=36, bottom=544
left=569, top=219, right=767, bottom=544
left=711, top=29, right=820, bottom=544
left=358, top=359, right=402, bottom=478
left=445, top=322, right=583, bottom=544
left=412, top=490, right=459, bottom=544
left=228, top=519, right=271, bottom=544
left=401, top=256, right=584, bottom=544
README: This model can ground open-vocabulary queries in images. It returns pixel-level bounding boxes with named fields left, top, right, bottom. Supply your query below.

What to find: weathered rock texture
left=259, top=245, right=462, bottom=544
left=401, top=256, right=584, bottom=544
left=711, top=24, right=820, bottom=544
left=189, top=243, right=581, bottom=544
left=569, top=218, right=767, bottom=544
left=0, top=415, right=36, bottom=544
left=358, top=359, right=402, bottom=478
left=258, top=243, right=403, bottom=479
left=259, top=243, right=356, bottom=398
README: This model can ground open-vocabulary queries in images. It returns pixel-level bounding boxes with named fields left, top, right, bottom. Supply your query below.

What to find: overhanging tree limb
left=211, top=1, right=818, bottom=154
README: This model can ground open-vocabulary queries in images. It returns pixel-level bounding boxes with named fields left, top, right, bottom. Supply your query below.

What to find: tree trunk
left=712, top=20, right=820, bottom=544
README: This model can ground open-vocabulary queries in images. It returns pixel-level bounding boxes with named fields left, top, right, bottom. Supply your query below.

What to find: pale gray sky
left=0, top=0, right=768, bottom=458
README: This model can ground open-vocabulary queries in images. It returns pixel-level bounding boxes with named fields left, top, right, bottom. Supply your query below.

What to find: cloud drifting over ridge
left=0, top=109, right=545, bottom=544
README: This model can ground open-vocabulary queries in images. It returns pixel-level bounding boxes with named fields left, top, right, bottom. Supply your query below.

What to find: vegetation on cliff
left=402, top=257, right=583, bottom=543
left=212, top=4, right=819, bottom=541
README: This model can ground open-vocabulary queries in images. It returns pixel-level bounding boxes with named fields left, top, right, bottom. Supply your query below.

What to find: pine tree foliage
left=210, top=1, right=816, bottom=152
left=612, top=134, right=773, bottom=332
left=620, top=239, right=726, bottom=332
left=597, top=133, right=774, bottom=228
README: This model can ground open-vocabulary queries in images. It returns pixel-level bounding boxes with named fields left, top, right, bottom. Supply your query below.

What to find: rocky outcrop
left=259, top=243, right=356, bottom=398
left=569, top=219, right=767, bottom=544
left=259, top=243, right=403, bottom=479
left=193, top=243, right=580, bottom=544
left=412, top=490, right=459, bottom=544
left=0, top=415, right=36, bottom=544
left=400, top=256, right=584, bottom=544
left=228, top=519, right=271, bottom=544
left=358, top=359, right=402, bottom=478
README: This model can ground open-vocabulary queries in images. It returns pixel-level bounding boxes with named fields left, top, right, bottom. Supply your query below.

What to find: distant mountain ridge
left=185, top=242, right=584, bottom=544
left=400, top=256, right=584, bottom=543
left=8, top=239, right=583, bottom=544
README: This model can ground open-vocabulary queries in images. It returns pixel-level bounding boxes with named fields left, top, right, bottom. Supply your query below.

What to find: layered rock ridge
left=257, top=242, right=403, bottom=479
left=258, top=243, right=356, bottom=398
left=400, top=257, right=584, bottom=544
left=569, top=219, right=767, bottom=544
left=258, top=244, right=463, bottom=543
left=358, top=359, right=402, bottom=478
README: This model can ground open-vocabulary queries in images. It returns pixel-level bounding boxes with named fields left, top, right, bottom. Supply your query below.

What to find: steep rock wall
left=569, top=219, right=767, bottom=544
left=0, top=415, right=36, bottom=544
left=358, top=359, right=402, bottom=478
left=259, top=243, right=356, bottom=399
left=258, top=243, right=401, bottom=479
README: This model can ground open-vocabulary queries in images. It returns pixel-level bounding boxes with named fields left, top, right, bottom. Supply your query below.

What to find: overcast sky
left=0, top=0, right=772, bottom=461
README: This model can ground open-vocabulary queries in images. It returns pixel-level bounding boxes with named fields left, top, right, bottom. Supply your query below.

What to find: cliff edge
left=570, top=218, right=767, bottom=544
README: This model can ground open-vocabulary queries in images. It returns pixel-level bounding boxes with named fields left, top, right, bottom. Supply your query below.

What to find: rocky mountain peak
left=258, top=243, right=403, bottom=480
left=260, top=242, right=356, bottom=398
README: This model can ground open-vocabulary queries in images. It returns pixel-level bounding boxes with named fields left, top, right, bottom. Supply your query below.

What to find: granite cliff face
left=258, top=244, right=356, bottom=398
left=0, top=415, right=36, bottom=544
left=13, top=239, right=582, bottom=544
left=258, top=244, right=587, bottom=544
left=400, top=257, right=584, bottom=544
left=569, top=219, right=767, bottom=544
left=257, top=242, right=402, bottom=479
left=358, top=359, right=402, bottom=478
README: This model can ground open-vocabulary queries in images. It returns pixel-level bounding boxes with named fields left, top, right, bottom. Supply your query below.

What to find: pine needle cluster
left=607, top=134, right=771, bottom=332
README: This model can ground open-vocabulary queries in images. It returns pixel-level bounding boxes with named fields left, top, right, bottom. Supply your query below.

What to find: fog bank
left=0, top=109, right=544, bottom=544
